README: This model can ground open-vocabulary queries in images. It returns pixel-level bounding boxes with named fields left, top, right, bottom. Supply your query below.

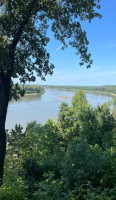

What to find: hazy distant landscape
left=19, top=84, right=116, bottom=97
left=43, top=85, right=116, bottom=96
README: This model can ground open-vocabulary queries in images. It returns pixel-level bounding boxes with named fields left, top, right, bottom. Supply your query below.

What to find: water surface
left=6, top=89, right=112, bottom=130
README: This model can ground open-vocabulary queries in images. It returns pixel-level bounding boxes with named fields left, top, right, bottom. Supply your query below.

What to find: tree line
left=20, top=85, right=45, bottom=95
left=43, top=85, right=116, bottom=95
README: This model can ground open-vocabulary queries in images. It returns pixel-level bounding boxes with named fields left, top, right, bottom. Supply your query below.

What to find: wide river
left=6, top=89, right=113, bottom=130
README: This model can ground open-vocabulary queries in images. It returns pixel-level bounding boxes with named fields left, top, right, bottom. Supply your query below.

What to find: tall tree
left=0, top=0, right=101, bottom=185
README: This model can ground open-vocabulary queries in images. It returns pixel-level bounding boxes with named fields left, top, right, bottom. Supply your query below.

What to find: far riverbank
left=43, top=85, right=116, bottom=97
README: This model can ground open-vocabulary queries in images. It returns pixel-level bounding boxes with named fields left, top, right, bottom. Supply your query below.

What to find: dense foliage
left=1, top=91, right=116, bottom=199
left=10, top=85, right=45, bottom=100
left=43, top=85, right=116, bottom=96
left=20, top=85, right=45, bottom=95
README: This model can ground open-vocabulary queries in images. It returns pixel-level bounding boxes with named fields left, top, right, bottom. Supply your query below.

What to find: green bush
left=0, top=177, right=28, bottom=200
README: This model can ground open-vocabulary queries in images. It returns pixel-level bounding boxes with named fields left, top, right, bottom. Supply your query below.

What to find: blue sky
left=36, top=0, right=116, bottom=86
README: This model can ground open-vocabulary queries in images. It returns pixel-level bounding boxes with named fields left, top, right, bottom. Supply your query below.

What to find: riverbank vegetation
left=1, top=91, right=116, bottom=199
left=43, top=85, right=116, bottom=96
left=20, top=85, right=45, bottom=95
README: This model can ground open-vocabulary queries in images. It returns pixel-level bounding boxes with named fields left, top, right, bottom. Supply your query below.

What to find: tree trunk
left=0, top=72, right=10, bottom=186
left=0, top=130, right=6, bottom=186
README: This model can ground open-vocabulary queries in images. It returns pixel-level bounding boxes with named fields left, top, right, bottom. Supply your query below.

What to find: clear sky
left=36, top=0, right=116, bottom=86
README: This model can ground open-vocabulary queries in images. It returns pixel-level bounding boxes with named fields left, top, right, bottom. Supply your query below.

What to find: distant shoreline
left=81, top=90, right=116, bottom=97
left=18, top=84, right=116, bottom=98
left=43, top=85, right=116, bottom=97
left=25, top=91, right=116, bottom=97
left=25, top=92, right=44, bottom=96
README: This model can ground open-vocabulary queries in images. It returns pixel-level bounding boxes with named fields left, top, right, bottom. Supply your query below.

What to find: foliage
left=43, top=85, right=116, bottom=96
left=0, top=0, right=101, bottom=98
left=0, top=175, right=28, bottom=200
left=1, top=91, right=116, bottom=199
left=9, top=84, right=45, bottom=100
left=20, top=84, right=45, bottom=95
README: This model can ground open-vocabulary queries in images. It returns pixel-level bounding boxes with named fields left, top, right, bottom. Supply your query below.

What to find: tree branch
left=8, top=0, right=38, bottom=75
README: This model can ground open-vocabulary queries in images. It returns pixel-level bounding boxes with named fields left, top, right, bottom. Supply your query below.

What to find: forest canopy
left=1, top=91, right=116, bottom=199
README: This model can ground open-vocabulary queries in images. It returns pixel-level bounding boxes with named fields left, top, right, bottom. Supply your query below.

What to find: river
left=6, top=89, right=113, bottom=130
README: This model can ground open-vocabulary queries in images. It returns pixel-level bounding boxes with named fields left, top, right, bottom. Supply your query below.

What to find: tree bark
left=0, top=72, right=10, bottom=186
left=0, top=130, right=6, bottom=186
